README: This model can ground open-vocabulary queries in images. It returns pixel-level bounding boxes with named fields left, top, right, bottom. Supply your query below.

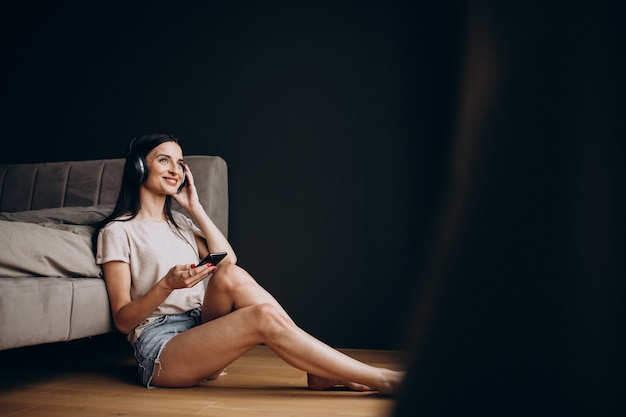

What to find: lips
left=164, top=177, right=178, bottom=186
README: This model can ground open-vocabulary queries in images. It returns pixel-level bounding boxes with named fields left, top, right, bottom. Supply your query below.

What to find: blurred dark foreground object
left=393, top=2, right=625, bottom=416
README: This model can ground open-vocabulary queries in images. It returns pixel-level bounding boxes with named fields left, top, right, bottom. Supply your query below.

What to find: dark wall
left=0, top=2, right=463, bottom=349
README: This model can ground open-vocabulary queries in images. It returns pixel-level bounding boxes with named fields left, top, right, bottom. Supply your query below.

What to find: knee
left=208, top=263, right=252, bottom=293
left=250, top=303, right=291, bottom=339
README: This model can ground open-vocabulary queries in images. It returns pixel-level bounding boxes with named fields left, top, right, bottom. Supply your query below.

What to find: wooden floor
left=0, top=334, right=405, bottom=417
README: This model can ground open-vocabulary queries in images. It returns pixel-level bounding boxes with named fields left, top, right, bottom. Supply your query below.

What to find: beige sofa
left=0, top=156, right=228, bottom=351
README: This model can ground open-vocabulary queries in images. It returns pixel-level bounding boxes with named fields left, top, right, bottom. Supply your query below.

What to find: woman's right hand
left=163, top=263, right=217, bottom=290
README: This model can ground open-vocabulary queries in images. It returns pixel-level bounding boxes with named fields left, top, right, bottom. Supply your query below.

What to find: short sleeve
left=96, top=222, right=131, bottom=265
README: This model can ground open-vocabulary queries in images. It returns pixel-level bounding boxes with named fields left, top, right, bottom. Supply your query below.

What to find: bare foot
left=307, top=373, right=373, bottom=392
left=377, top=370, right=406, bottom=396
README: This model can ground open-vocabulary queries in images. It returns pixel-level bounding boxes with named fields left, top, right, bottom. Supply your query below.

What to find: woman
left=95, top=133, right=404, bottom=394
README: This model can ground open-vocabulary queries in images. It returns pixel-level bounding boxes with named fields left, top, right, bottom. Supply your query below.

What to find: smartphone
left=197, top=251, right=227, bottom=267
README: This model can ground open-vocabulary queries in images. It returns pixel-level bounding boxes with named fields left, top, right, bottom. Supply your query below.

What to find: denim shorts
left=133, top=309, right=201, bottom=388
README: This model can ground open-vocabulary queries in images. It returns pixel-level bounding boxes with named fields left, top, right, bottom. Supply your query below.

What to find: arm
left=103, top=260, right=215, bottom=335
left=188, top=205, right=236, bottom=265
left=174, top=163, right=237, bottom=265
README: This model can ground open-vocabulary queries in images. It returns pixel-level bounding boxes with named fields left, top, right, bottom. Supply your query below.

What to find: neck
left=137, top=189, right=167, bottom=221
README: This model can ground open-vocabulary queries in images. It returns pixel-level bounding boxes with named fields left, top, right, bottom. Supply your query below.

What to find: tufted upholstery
left=0, top=155, right=229, bottom=236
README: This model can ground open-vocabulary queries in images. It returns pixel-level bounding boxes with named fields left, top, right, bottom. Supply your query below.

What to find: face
left=142, top=141, right=185, bottom=195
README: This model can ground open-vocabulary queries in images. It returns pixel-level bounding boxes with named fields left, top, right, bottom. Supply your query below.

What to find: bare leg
left=202, top=264, right=395, bottom=391
left=154, top=303, right=403, bottom=393
left=201, top=263, right=294, bottom=324
left=153, top=264, right=404, bottom=394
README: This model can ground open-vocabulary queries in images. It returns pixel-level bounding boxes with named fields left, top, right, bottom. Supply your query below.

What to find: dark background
left=1, top=0, right=462, bottom=350
left=1, top=1, right=624, bottom=413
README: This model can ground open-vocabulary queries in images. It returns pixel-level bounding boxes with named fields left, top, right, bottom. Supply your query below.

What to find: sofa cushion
left=0, top=205, right=113, bottom=225
left=0, top=220, right=100, bottom=278
left=0, top=205, right=113, bottom=278
left=68, top=278, right=115, bottom=339
left=0, top=277, right=73, bottom=350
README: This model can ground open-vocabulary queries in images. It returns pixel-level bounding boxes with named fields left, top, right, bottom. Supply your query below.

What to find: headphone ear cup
left=124, top=153, right=148, bottom=184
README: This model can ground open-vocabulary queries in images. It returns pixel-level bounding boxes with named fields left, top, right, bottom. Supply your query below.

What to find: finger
left=187, top=268, right=202, bottom=284
left=193, top=265, right=217, bottom=280
left=179, top=268, right=190, bottom=280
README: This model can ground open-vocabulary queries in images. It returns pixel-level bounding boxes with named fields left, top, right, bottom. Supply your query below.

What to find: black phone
left=197, top=251, right=227, bottom=267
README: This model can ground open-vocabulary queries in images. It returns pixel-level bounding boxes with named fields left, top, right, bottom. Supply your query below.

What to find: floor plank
left=0, top=334, right=404, bottom=417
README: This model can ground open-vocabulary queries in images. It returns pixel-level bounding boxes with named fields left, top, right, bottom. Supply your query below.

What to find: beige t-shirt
left=96, top=211, right=204, bottom=344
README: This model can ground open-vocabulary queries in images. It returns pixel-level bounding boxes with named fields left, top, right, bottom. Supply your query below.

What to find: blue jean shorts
left=133, top=309, right=201, bottom=388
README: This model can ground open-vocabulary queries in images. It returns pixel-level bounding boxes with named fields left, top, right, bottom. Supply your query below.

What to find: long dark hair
left=94, top=133, right=183, bottom=240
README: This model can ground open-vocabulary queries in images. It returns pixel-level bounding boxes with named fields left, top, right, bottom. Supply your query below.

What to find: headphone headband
left=128, top=137, right=138, bottom=154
